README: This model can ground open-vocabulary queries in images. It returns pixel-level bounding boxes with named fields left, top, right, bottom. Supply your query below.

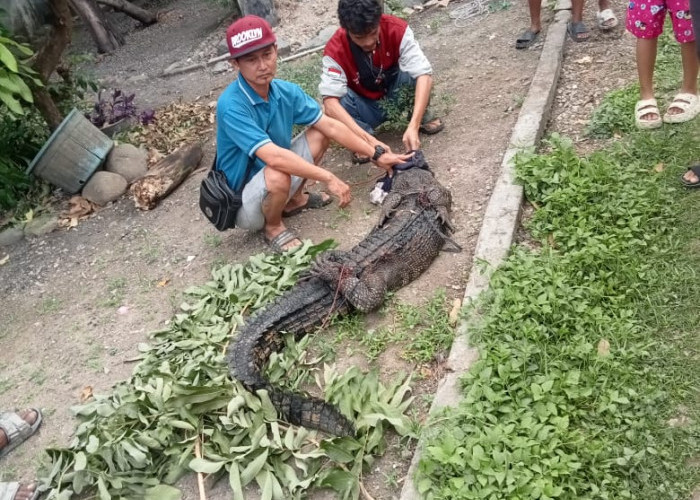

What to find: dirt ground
left=0, top=0, right=640, bottom=497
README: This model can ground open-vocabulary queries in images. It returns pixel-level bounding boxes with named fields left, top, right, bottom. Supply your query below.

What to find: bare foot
left=683, top=169, right=699, bottom=184
left=0, top=409, right=38, bottom=450
left=13, top=483, right=37, bottom=500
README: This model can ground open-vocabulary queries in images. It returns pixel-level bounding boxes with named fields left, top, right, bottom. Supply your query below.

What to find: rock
left=277, top=37, right=292, bottom=57
left=399, top=0, right=423, bottom=6
left=0, top=226, right=25, bottom=246
left=105, top=144, right=148, bottom=184
left=24, top=214, right=59, bottom=237
left=300, top=25, right=337, bottom=51
left=82, top=171, right=128, bottom=206
left=212, top=61, right=231, bottom=74
left=237, top=0, right=277, bottom=26
left=217, top=37, right=229, bottom=56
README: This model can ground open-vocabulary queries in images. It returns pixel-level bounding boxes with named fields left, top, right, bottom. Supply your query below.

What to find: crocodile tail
left=269, top=388, right=355, bottom=437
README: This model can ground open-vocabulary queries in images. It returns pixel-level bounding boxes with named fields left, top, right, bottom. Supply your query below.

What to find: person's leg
left=663, top=1, right=698, bottom=118
left=568, top=0, right=590, bottom=41
left=515, top=0, right=541, bottom=48
left=281, top=129, right=332, bottom=215
left=339, top=88, right=385, bottom=134
left=684, top=0, right=700, bottom=184
left=596, top=0, right=619, bottom=29
left=636, top=38, right=660, bottom=121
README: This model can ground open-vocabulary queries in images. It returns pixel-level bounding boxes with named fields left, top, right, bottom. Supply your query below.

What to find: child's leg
left=679, top=42, right=699, bottom=95
left=636, top=38, right=660, bottom=120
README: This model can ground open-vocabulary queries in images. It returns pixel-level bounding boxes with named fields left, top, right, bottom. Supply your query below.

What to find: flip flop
left=282, top=192, right=332, bottom=217
left=419, top=118, right=445, bottom=135
left=515, top=29, right=539, bottom=49
left=567, top=21, right=590, bottom=43
left=0, top=482, right=40, bottom=500
left=596, top=9, right=618, bottom=30
left=0, top=409, right=43, bottom=459
left=264, top=228, right=302, bottom=254
left=680, top=165, right=700, bottom=189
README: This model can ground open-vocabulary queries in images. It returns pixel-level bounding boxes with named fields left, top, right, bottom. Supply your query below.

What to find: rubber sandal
left=635, top=98, right=662, bottom=130
left=662, top=93, right=700, bottom=124
left=264, top=228, right=302, bottom=254
left=0, top=409, right=43, bottom=459
left=283, top=192, right=332, bottom=217
left=567, top=21, right=590, bottom=42
left=515, top=29, right=539, bottom=49
left=680, top=165, right=700, bottom=189
left=596, top=9, right=618, bottom=30
left=0, top=482, right=40, bottom=500
left=419, top=118, right=445, bottom=135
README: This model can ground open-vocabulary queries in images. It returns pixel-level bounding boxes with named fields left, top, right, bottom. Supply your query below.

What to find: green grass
left=416, top=123, right=700, bottom=499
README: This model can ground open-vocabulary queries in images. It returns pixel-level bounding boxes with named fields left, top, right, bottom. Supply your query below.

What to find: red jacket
left=322, top=15, right=408, bottom=100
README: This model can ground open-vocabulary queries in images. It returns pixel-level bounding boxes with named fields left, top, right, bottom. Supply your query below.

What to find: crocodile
left=227, top=153, right=455, bottom=436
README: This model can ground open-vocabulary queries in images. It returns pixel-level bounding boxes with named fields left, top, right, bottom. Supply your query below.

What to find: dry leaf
left=80, top=385, right=94, bottom=402
left=448, top=298, right=461, bottom=326
left=597, top=338, right=611, bottom=356
left=653, top=162, right=665, bottom=173
left=0, top=254, right=9, bottom=266
left=157, top=278, right=170, bottom=288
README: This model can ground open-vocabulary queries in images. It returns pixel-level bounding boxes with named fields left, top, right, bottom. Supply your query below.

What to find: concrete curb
left=399, top=9, right=571, bottom=499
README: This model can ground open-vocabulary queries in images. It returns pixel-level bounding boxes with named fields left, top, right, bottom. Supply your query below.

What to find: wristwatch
left=372, top=145, right=386, bottom=161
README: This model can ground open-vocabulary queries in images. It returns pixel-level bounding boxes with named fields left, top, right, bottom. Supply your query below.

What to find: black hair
left=337, top=0, right=382, bottom=35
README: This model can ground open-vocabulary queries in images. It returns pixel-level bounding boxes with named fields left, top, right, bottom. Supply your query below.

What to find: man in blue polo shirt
left=217, top=15, right=411, bottom=253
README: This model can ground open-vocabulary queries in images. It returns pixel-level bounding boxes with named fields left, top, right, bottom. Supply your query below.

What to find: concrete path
left=400, top=8, right=572, bottom=499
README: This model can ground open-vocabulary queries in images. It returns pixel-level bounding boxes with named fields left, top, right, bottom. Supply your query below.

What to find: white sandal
left=596, top=8, right=618, bottom=30
left=663, top=93, right=700, bottom=124
left=635, top=98, right=662, bottom=130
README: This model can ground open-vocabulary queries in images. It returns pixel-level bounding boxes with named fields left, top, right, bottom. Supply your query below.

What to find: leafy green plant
left=0, top=26, right=41, bottom=115
left=401, top=289, right=453, bottom=364
left=415, top=127, right=700, bottom=500
left=40, top=241, right=417, bottom=499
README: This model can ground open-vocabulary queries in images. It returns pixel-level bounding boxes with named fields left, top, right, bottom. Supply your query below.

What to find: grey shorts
left=235, top=133, right=311, bottom=231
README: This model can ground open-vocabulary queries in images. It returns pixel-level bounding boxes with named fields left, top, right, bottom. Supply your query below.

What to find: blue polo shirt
left=215, top=76, right=323, bottom=190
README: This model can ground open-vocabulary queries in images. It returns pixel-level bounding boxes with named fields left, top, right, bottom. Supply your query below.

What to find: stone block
left=82, top=171, right=128, bottom=206
left=105, top=143, right=148, bottom=184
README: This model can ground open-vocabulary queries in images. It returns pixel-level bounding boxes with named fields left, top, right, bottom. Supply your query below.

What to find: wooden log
left=70, top=0, right=124, bottom=53
left=130, top=143, right=203, bottom=210
left=96, top=0, right=157, bottom=25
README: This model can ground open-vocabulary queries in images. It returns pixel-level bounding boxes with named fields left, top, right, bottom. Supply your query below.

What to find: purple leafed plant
left=86, top=89, right=154, bottom=128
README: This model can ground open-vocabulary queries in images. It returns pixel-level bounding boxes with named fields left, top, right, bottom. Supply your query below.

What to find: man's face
left=348, top=26, right=380, bottom=53
left=232, top=44, right=277, bottom=88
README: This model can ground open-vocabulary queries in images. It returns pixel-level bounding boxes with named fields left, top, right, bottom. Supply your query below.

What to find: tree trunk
left=70, top=0, right=124, bottom=53
left=130, top=143, right=203, bottom=210
left=31, top=0, right=73, bottom=131
left=96, top=0, right=157, bottom=25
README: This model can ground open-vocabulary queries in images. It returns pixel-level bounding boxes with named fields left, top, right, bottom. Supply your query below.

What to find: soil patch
left=0, top=0, right=551, bottom=497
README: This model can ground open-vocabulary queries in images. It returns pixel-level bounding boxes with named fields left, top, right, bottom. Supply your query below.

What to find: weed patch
left=416, top=129, right=700, bottom=499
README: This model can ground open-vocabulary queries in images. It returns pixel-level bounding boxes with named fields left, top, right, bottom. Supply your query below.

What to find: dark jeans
left=339, top=71, right=431, bottom=135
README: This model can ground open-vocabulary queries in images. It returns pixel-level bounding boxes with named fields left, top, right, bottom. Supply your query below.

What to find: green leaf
left=240, top=449, right=269, bottom=485
left=74, top=451, right=88, bottom=471
left=0, top=88, right=23, bottom=114
left=0, top=43, right=18, bottom=73
left=143, top=485, right=182, bottom=500
left=229, top=462, right=244, bottom=499
left=189, top=458, right=226, bottom=474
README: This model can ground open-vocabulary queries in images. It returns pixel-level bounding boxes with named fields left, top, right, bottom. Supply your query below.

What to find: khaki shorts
left=234, top=133, right=311, bottom=231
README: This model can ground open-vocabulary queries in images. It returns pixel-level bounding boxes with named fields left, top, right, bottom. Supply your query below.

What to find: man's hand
left=326, top=175, right=352, bottom=207
left=402, top=126, right=421, bottom=151
left=374, top=151, right=414, bottom=174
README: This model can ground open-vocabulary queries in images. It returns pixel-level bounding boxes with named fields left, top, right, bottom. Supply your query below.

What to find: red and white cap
left=226, top=15, right=277, bottom=59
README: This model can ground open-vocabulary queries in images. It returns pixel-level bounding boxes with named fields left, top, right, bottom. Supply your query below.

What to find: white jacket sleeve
left=398, top=26, right=433, bottom=78
left=319, top=55, right=348, bottom=98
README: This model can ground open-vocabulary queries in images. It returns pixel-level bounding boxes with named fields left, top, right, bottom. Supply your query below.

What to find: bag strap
left=211, top=151, right=254, bottom=191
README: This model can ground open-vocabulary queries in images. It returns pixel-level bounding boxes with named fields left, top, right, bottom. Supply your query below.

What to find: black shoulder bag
left=199, top=155, right=253, bottom=231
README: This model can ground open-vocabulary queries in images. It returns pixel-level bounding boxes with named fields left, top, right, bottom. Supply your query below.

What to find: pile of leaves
left=39, top=241, right=417, bottom=499
left=123, top=100, right=215, bottom=159
left=416, top=133, right=700, bottom=499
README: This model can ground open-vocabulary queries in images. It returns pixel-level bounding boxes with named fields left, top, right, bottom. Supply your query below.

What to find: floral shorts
left=626, top=0, right=695, bottom=42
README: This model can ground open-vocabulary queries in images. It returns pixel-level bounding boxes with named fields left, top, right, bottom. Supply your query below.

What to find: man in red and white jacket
left=319, top=0, right=444, bottom=161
